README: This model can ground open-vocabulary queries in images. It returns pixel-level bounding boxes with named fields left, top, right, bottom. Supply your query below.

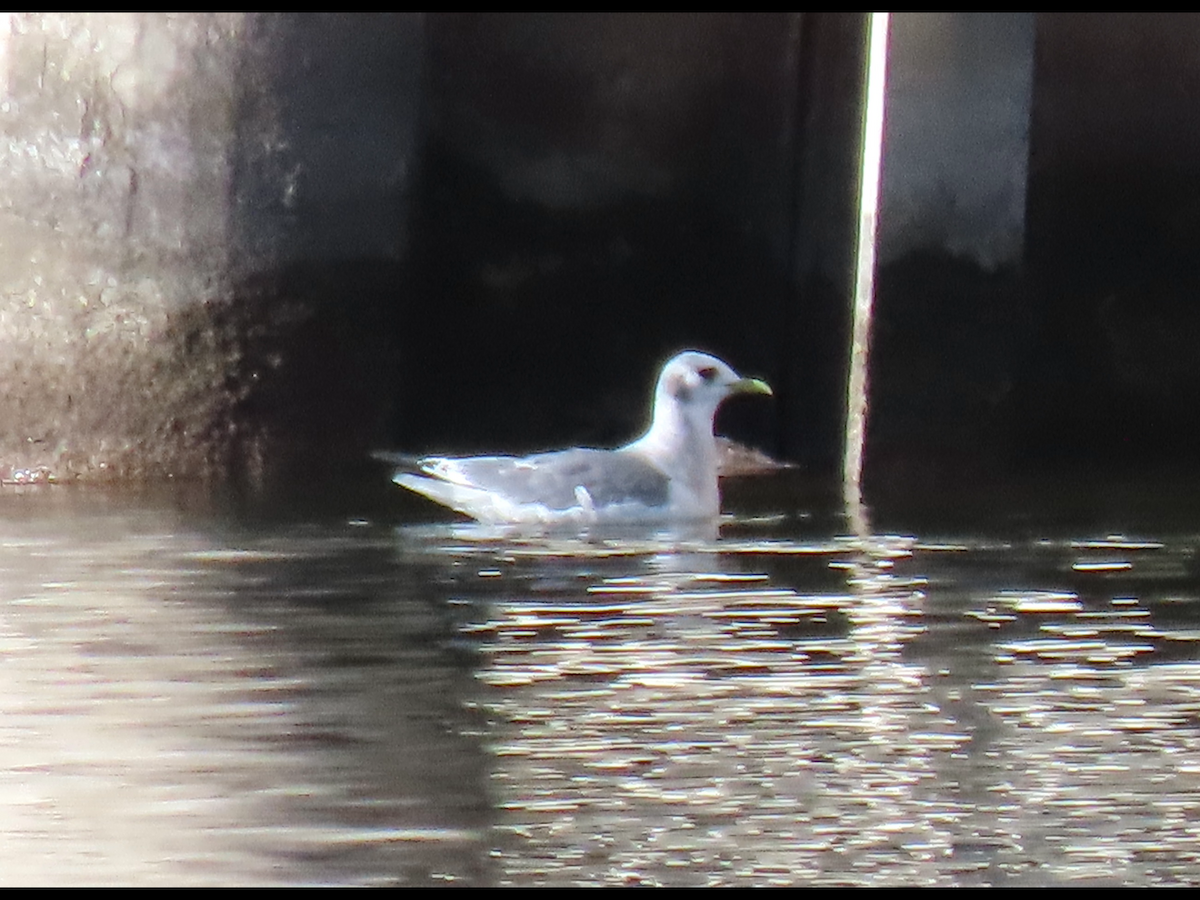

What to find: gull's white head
left=621, top=351, right=772, bottom=519
left=652, top=351, right=772, bottom=425
left=631, top=351, right=773, bottom=465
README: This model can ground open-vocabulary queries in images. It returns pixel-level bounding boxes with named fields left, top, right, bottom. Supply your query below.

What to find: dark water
left=3, top=477, right=1200, bottom=886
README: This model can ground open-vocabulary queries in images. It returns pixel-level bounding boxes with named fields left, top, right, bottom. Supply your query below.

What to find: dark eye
left=697, top=366, right=718, bottom=382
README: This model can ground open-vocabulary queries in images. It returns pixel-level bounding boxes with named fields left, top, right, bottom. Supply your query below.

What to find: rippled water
left=3, top=479, right=1200, bottom=886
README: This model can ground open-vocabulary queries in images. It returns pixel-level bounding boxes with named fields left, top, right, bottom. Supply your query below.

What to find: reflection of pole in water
left=844, top=12, right=891, bottom=537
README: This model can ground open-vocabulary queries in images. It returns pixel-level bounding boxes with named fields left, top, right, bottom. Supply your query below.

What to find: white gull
left=378, top=351, right=772, bottom=525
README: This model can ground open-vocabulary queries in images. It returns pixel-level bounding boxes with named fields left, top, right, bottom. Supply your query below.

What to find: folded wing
left=388, top=448, right=671, bottom=524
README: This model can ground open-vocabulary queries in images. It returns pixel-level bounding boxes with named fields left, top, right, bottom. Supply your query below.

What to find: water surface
left=2, top=478, right=1200, bottom=885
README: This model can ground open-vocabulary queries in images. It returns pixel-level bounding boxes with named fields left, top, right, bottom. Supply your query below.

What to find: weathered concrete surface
left=838, top=14, right=1036, bottom=494
left=0, top=13, right=241, bottom=482
left=879, top=13, right=1034, bottom=270
left=0, top=13, right=419, bottom=488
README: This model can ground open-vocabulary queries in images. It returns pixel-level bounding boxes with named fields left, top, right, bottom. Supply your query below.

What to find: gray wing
left=442, top=448, right=670, bottom=510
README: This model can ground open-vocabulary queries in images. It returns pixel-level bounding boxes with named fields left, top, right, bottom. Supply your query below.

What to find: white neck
left=625, top=387, right=721, bottom=515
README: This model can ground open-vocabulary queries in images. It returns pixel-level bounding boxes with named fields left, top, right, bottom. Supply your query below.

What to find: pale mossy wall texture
left=0, top=14, right=241, bottom=482
left=0, top=13, right=418, bottom=488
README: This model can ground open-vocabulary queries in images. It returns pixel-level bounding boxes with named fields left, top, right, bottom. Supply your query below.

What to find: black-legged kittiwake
left=377, top=351, right=772, bottom=525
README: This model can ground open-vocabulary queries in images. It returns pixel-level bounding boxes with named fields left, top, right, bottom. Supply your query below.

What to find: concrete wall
left=2, top=13, right=1197, bottom=497
left=0, top=13, right=241, bottom=483
left=0, top=13, right=421, bottom=488
left=880, top=13, right=1034, bottom=269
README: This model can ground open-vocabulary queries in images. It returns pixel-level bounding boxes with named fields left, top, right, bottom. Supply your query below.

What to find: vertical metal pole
left=844, top=12, right=891, bottom=535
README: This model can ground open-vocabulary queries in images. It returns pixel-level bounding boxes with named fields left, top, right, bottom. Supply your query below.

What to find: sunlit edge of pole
left=844, top=11, right=890, bottom=539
